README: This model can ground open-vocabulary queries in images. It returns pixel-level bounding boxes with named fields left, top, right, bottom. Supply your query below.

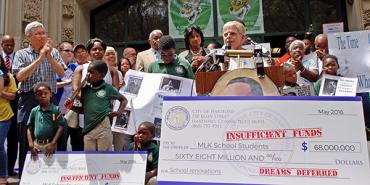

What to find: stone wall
left=1, top=0, right=369, bottom=50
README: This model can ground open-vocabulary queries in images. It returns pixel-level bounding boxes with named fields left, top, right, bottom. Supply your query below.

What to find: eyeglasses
left=62, top=49, right=73, bottom=53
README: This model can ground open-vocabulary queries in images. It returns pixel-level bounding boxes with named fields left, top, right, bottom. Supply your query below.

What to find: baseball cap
left=73, top=44, right=87, bottom=53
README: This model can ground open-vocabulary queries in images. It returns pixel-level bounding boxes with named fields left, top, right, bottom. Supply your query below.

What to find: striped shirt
left=12, top=45, right=64, bottom=93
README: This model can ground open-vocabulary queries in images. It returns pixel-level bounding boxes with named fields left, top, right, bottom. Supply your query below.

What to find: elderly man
left=136, top=30, right=163, bottom=72
left=275, top=36, right=297, bottom=66
left=148, top=35, right=194, bottom=79
left=12, top=21, right=65, bottom=177
left=314, top=34, right=328, bottom=74
left=123, top=47, right=137, bottom=69
left=289, top=39, right=319, bottom=84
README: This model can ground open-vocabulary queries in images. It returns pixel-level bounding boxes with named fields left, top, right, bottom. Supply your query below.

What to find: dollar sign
left=301, top=141, right=308, bottom=152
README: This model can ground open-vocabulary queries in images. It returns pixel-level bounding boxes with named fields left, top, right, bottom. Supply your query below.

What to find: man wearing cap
left=65, top=43, right=89, bottom=151
left=148, top=35, right=194, bottom=79
left=73, top=44, right=90, bottom=65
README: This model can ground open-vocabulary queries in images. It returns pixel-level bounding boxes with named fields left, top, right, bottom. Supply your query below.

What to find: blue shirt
left=56, top=62, right=78, bottom=105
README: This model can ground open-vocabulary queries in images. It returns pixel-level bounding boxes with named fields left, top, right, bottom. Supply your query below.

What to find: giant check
left=20, top=151, right=147, bottom=185
left=158, top=96, right=370, bottom=185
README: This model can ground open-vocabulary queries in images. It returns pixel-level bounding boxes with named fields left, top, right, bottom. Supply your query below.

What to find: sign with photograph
left=111, top=70, right=196, bottom=140
left=158, top=96, right=370, bottom=185
left=21, top=151, right=147, bottom=185
left=319, top=74, right=358, bottom=96
left=328, top=30, right=370, bottom=92
left=168, top=0, right=214, bottom=38
left=281, top=85, right=315, bottom=96
left=217, top=0, right=264, bottom=35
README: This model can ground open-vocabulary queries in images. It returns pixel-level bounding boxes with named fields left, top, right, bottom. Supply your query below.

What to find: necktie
left=155, top=51, right=160, bottom=61
left=5, top=55, right=11, bottom=71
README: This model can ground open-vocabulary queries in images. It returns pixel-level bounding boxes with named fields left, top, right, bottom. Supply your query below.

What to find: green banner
left=168, top=0, right=214, bottom=38
left=217, top=0, right=264, bottom=35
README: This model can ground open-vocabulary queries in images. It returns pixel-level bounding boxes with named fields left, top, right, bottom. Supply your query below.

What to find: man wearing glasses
left=12, top=21, right=65, bottom=177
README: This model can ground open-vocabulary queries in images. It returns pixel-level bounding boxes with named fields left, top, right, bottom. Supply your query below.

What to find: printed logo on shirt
left=176, top=66, right=184, bottom=74
left=96, top=90, right=106, bottom=98
left=148, top=152, right=153, bottom=162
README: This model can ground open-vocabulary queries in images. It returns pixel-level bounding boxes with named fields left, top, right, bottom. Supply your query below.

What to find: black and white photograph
left=153, top=117, right=162, bottom=139
left=322, top=79, right=338, bottom=96
left=114, top=109, right=131, bottom=130
left=124, top=76, right=143, bottom=95
left=160, top=77, right=182, bottom=93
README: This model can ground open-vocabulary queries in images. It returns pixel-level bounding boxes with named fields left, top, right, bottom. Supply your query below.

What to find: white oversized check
left=20, top=151, right=147, bottom=185
left=158, top=96, right=370, bottom=185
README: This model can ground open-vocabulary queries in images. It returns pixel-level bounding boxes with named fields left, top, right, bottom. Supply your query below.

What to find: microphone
left=195, top=50, right=217, bottom=73
left=225, top=42, right=231, bottom=50
left=246, top=37, right=258, bottom=45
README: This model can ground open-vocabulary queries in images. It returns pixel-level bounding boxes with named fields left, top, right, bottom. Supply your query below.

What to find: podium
left=195, top=66, right=284, bottom=95
left=195, top=71, right=227, bottom=95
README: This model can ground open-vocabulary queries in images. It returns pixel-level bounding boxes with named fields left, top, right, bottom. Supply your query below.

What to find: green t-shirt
left=314, top=78, right=322, bottom=96
left=148, top=56, right=195, bottom=79
left=27, top=103, right=66, bottom=140
left=81, top=82, right=121, bottom=134
left=128, top=142, right=159, bottom=172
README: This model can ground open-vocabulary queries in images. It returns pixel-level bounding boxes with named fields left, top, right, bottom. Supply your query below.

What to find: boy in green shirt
left=148, top=35, right=195, bottom=79
left=128, top=122, right=159, bottom=185
left=27, top=83, right=65, bottom=161
left=66, top=60, right=127, bottom=151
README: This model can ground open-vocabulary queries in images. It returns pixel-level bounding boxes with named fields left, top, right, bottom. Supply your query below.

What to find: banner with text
left=158, top=96, right=370, bottom=185
left=168, top=0, right=214, bottom=38
left=217, top=0, right=264, bottom=35
left=328, top=30, right=370, bottom=92
left=21, top=151, right=147, bottom=185
left=112, top=70, right=196, bottom=140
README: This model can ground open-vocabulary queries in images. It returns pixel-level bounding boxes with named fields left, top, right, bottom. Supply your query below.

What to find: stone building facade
left=0, top=0, right=369, bottom=51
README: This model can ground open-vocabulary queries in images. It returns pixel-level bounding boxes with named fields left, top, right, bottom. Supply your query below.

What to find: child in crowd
left=66, top=60, right=127, bottom=151
left=283, top=63, right=299, bottom=88
left=128, top=122, right=159, bottom=185
left=314, top=54, right=339, bottom=95
left=27, top=83, right=65, bottom=161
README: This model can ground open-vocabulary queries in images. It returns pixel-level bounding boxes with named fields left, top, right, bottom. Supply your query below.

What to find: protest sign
left=158, top=96, right=370, bottom=185
left=112, top=70, right=196, bottom=140
left=21, top=151, right=147, bottom=185
left=319, top=74, right=358, bottom=96
left=328, top=30, right=370, bottom=92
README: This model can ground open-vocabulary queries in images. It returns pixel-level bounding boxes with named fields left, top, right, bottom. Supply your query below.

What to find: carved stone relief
left=23, top=0, right=42, bottom=22
left=62, top=27, right=74, bottom=41
left=63, top=0, right=74, bottom=18
left=363, top=9, right=370, bottom=24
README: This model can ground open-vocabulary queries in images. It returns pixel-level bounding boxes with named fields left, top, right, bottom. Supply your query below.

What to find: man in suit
left=1, top=35, right=15, bottom=71
left=1, top=34, right=18, bottom=176
left=135, top=30, right=163, bottom=72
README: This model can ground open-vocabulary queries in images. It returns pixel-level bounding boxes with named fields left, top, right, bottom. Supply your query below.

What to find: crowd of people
left=0, top=19, right=363, bottom=185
